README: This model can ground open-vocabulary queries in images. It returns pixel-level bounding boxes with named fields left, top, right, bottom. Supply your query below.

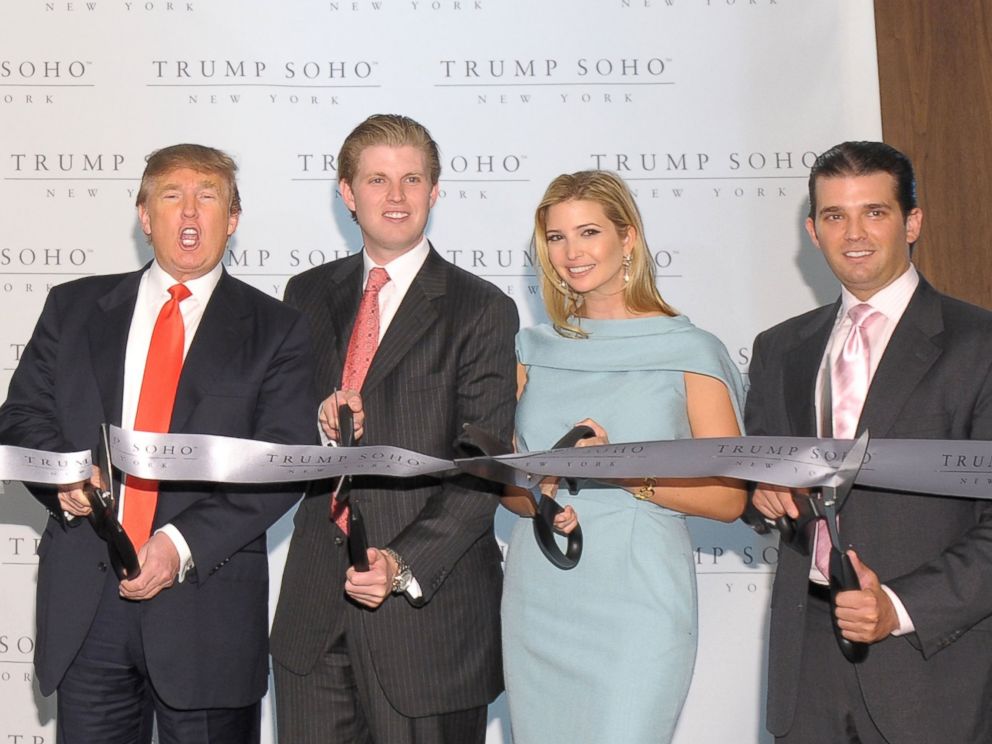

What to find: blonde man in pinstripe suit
left=271, top=114, right=518, bottom=744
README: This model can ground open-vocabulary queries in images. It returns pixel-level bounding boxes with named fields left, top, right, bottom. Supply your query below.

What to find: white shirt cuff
left=156, top=523, right=194, bottom=582
left=405, top=576, right=423, bottom=600
left=881, top=584, right=915, bottom=636
left=318, top=403, right=331, bottom=446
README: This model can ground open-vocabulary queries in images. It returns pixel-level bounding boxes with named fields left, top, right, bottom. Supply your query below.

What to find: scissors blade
left=831, top=429, right=871, bottom=507
left=456, top=456, right=540, bottom=491
left=97, top=423, right=116, bottom=505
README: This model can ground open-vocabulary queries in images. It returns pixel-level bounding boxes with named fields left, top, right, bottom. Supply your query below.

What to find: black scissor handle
left=534, top=498, right=583, bottom=570
left=88, top=424, right=140, bottom=581
left=531, top=424, right=596, bottom=571
left=829, top=548, right=869, bottom=663
left=84, top=486, right=140, bottom=581
left=336, top=405, right=370, bottom=572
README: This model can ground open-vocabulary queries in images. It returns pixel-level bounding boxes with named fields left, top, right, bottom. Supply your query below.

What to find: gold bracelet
left=634, top=478, right=656, bottom=501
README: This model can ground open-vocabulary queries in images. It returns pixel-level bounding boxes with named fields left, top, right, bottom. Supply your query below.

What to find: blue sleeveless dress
left=501, top=315, right=745, bottom=744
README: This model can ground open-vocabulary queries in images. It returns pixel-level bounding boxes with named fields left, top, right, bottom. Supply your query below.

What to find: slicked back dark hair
left=807, top=141, right=917, bottom=220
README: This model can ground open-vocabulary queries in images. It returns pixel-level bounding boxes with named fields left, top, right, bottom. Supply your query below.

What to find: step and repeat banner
left=0, top=1, right=881, bottom=741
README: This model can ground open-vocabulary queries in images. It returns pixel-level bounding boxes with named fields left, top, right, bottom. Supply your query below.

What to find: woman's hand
left=552, top=504, right=580, bottom=535
left=573, top=418, right=609, bottom=447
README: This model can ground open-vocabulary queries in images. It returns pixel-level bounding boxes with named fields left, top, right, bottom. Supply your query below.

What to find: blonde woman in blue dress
left=501, top=170, right=747, bottom=744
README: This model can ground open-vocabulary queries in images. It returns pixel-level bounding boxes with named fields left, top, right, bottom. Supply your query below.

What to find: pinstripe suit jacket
left=270, top=247, right=518, bottom=717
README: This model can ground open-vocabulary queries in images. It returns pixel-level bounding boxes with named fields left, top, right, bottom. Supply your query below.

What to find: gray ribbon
left=6, top=427, right=992, bottom=504
left=0, top=444, right=92, bottom=485
left=467, top=436, right=992, bottom=501
left=107, top=426, right=455, bottom=483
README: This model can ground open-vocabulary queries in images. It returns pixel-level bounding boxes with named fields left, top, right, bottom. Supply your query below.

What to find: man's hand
left=344, top=547, right=397, bottom=609
left=752, top=483, right=802, bottom=520
left=834, top=550, right=899, bottom=643
left=119, top=532, right=179, bottom=601
left=319, top=390, right=365, bottom=442
left=57, top=467, right=102, bottom=518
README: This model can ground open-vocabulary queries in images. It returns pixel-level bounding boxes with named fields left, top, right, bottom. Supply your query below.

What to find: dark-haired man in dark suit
left=747, top=140, right=992, bottom=744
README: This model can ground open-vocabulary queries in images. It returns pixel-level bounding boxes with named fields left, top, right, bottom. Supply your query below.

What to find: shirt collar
left=147, top=260, right=224, bottom=303
left=840, top=263, right=919, bottom=322
left=361, top=237, right=430, bottom=293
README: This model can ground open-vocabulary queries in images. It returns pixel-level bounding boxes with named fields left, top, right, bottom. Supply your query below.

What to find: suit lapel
left=171, top=271, right=250, bottom=432
left=88, top=270, right=144, bottom=427
left=782, top=303, right=837, bottom=436
left=858, top=279, right=943, bottom=437
left=361, top=248, right=444, bottom=395
left=325, top=255, right=363, bottom=383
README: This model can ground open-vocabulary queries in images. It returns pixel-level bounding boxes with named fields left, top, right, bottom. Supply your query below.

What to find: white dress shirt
left=811, top=263, right=919, bottom=634
left=120, top=260, right=223, bottom=581
left=331, top=239, right=431, bottom=597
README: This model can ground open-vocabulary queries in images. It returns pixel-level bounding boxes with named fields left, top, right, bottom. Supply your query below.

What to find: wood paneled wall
left=874, top=0, right=992, bottom=308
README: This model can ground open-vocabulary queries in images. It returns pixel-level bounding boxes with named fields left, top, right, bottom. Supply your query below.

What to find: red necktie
left=814, top=303, right=882, bottom=576
left=122, top=283, right=191, bottom=548
left=331, top=267, right=390, bottom=532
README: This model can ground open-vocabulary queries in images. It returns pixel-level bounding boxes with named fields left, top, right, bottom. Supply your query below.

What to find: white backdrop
left=0, top=1, right=882, bottom=742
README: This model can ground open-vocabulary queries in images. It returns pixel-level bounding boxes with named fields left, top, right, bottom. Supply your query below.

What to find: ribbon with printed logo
left=5, top=426, right=992, bottom=503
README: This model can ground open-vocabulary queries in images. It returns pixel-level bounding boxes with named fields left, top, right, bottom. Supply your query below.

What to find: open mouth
left=180, top=227, right=199, bottom=249
left=567, top=265, right=595, bottom=276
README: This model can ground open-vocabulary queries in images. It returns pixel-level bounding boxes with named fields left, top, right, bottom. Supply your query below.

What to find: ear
left=429, top=181, right=440, bottom=209
left=138, top=204, right=152, bottom=237
left=339, top=178, right=357, bottom=213
left=904, top=207, right=923, bottom=245
left=226, top=210, right=240, bottom=237
left=804, top=217, right=820, bottom=250
left=622, top=224, right=636, bottom=251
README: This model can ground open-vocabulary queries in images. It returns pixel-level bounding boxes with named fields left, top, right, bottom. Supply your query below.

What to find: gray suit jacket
left=745, top=277, right=992, bottom=743
left=270, top=247, right=518, bottom=717
left=0, top=267, right=317, bottom=708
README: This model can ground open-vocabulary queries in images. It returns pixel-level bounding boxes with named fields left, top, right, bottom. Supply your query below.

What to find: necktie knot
left=847, top=302, right=880, bottom=329
left=168, top=283, right=192, bottom=303
left=366, top=267, right=390, bottom=293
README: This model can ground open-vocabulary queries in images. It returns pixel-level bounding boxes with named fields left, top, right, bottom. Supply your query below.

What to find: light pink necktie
left=814, top=303, right=882, bottom=576
left=331, top=267, right=390, bottom=533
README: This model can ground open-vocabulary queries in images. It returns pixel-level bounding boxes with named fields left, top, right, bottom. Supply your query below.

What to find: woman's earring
left=558, top=277, right=568, bottom=289
left=622, top=254, right=632, bottom=283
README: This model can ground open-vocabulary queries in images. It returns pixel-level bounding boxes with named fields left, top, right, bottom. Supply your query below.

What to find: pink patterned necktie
left=331, top=267, right=390, bottom=533
left=814, top=303, right=882, bottom=576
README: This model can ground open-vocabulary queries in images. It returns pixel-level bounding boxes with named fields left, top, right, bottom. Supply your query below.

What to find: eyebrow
left=818, top=202, right=892, bottom=215
left=159, top=176, right=220, bottom=188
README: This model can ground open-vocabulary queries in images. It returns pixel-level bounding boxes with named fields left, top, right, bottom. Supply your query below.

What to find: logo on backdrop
left=291, top=149, right=534, bottom=285
left=616, top=0, right=785, bottom=11
left=436, top=55, right=671, bottom=106
left=3, top=151, right=138, bottom=204
left=147, top=59, right=381, bottom=107
left=41, top=1, right=196, bottom=14
left=592, top=148, right=819, bottom=202
left=695, top=532, right=778, bottom=598
left=0, top=59, right=93, bottom=106
left=327, top=0, right=485, bottom=12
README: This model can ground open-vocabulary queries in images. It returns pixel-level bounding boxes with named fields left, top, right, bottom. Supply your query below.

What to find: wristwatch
left=382, top=548, right=413, bottom=593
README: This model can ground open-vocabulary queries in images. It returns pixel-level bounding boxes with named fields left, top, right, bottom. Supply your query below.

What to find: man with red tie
left=746, top=141, right=992, bottom=744
left=270, top=114, right=518, bottom=744
left=0, top=144, right=316, bottom=744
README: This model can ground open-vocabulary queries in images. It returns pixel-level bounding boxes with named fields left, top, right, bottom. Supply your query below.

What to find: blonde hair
left=533, top=170, right=676, bottom=336
left=136, top=143, right=241, bottom=214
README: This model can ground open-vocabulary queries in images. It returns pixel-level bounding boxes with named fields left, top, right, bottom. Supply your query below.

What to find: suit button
left=97, top=562, right=108, bottom=572
left=334, top=536, right=344, bottom=546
